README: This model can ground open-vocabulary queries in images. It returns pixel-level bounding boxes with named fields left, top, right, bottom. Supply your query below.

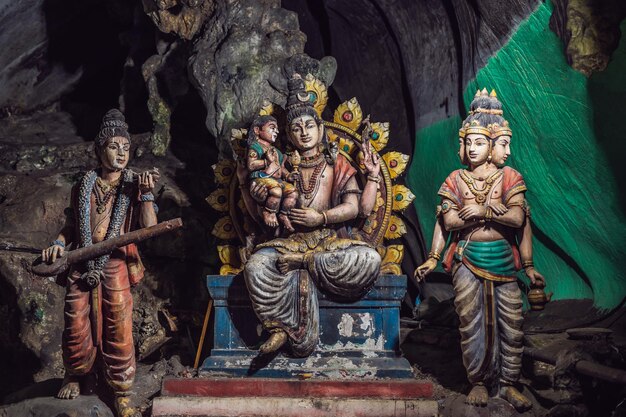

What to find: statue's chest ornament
left=460, top=169, right=502, bottom=205
left=298, top=158, right=327, bottom=202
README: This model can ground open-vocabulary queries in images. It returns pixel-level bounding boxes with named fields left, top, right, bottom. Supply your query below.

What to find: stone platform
left=200, top=274, right=413, bottom=379
left=152, top=378, right=438, bottom=417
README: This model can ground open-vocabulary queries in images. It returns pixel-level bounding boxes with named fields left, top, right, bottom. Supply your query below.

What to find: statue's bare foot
left=115, top=395, right=141, bottom=417
left=57, top=375, right=80, bottom=399
left=277, top=254, right=304, bottom=274
left=278, top=213, right=295, bottom=232
left=262, top=209, right=279, bottom=228
left=259, top=330, right=288, bottom=354
left=500, top=385, right=532, bottom=411
left=465, top=384, right=488, bottom=407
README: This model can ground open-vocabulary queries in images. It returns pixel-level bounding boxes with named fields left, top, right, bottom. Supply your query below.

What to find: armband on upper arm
left=441, top=200, right=459, bottom=214
left=523, top=200, right=531, bottom=217
left=341, top=188, right=362, bottom=198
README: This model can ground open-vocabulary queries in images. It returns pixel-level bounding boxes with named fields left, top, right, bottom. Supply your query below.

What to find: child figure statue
left=415, top=89, right=546, bottom=412
left=246, top=115, right=299, bottom=232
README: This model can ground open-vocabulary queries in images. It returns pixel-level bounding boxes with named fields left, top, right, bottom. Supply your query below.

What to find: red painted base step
left=162, top=377, right=434, bottom=399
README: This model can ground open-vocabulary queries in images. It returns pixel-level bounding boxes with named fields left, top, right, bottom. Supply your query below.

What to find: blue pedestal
left=200, top=274, right=413, bottom=379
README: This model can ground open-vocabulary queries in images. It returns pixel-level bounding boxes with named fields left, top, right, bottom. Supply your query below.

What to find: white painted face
left=288, top=115, right=323, bottom=152
left=465, top=133, right=491, bottom=167
left=255, top=120, right=279, bottom=143
left=491, top=135, right=511, bottom=166
left=99, top=136, right=130, bottom=171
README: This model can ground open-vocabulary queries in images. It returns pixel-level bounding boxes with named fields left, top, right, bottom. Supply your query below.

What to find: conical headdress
left=96, top=109, right=130, bottom=147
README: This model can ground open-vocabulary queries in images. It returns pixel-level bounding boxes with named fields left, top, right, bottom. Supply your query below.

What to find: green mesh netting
left=409, top=2, right=626, bottom=309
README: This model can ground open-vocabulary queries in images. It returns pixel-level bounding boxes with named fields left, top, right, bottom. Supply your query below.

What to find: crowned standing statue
left=415, top=89, right=546, bottom=411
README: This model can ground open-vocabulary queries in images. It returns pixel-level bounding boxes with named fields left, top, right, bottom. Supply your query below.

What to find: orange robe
left=62, top=177, right=145, bottom=393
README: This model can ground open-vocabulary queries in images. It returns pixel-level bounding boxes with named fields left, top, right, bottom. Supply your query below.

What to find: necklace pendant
left=475, top=194, right=486, bottom=204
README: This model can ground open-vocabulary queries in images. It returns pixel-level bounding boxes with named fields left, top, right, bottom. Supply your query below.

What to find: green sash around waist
left=454, top=239, right=518, bottom=282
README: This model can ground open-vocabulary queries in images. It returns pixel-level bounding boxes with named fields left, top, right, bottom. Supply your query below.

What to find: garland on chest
left=77, top=169, right=133, bottom=273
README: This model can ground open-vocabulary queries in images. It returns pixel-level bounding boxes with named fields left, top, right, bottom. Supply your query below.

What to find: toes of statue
left=465, top=384, right=488, bottom=407
left=500, top=385, right=532, bottom=411
left=57, top=375, right=80, bottom=400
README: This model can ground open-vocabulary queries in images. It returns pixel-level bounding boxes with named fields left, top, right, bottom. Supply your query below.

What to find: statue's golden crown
left=459, top=89, right=512, bottom=139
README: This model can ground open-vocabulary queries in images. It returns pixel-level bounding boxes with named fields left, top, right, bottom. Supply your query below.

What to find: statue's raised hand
left=362, top=138, right=380, bottom=178
left=139, top=169, right=158, bottom=194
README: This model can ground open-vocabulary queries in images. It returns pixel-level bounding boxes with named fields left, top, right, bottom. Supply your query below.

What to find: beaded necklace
left=460, top=169, right=502, bottom=204
left=94, top=176, right=121, bottom=214
left=298, top=158, right=326, bottom=201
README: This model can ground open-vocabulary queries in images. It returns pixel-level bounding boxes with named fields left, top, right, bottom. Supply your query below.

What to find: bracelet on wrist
left=428, top=251, right=441, bottom=261
left=367, top=175, right=380, bottom=183
left=522, top=260, right=534, bottom=268
left=52, top=239, right=65, bottom=248
left=140, top=192, right=155, bottom=202
left=321, top=211, right=328, bottom=226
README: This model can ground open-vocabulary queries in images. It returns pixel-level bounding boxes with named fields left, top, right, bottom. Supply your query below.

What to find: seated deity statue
left=239, top=74, right=384, bottom=356
left=415, top=89, right=546, bottom=412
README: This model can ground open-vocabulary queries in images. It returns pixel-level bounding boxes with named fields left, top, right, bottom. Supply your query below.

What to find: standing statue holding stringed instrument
left=40, top=109, right=159, bottom=417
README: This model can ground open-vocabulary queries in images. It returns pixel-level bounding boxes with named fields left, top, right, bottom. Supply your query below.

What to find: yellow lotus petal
left=212, top=216, right=237, bottom=240
left=333, top=97, right=363, bottom=131
left=382, top=244, right=405, bottom=265
left=206, top=189, right=229, bottom=212
left=380, top=263, right=402, bottom=275
left=220, top=264, right=243, bottom=276
left=304, top=74, right=328, bottom=117
left=361, top=214, right=379, bottom=235
left=373, top=191, right=385, bottom=212
left=217, top=245, right=242, bottom=267
left=230, top=128, right=247, bottom=141
left=259, top=100, right=274, bottom=116
left=369, top=122, right=389, bottom=152
left=212, top=160, right=236, bottom=185
left=391, top=185, right=416, bottom=211
left=385, top=215, right=407, bottom=239
left=230, top=129, right=248, bottom=159
left=338, top=136, right=356, bottom=155
left=382, top=152, right=409, bottom=179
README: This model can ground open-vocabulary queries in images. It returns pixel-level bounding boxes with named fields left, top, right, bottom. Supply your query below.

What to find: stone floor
left=2, top=300, right=625, bottom=417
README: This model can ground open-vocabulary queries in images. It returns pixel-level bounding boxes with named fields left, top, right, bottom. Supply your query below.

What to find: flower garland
left=77, top=169, right=132, bottom=274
